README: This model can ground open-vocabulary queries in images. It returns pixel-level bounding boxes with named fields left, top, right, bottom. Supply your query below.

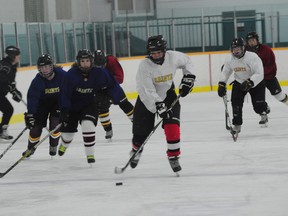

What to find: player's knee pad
left=81, top=120, right=95, bottom=133
left=61, top=132, right=75, bottom=143
left=82, top=114, right=97, bottom=126
left=164, top=124, right=180, bottom=143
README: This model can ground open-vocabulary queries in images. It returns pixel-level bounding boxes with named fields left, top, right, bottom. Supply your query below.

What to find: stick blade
left=114, top=166, right=124, bottom=174
left=0, top=172, right=5, bottom=178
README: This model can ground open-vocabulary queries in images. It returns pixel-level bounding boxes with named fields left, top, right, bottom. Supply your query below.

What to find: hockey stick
left=115, top=95, right=181, bottom=174
left=0, top=123, right=62, bottom=178
left=225, top=104, right=230, bottom=131
left=223, top=95, right=238, bottom=142
left=0, top=127, right=28, bottom=160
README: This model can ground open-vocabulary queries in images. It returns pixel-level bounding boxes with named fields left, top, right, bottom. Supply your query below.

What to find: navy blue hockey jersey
left=27, top=67, right=66, bottom=114
left=60, top=66, right=121, bottom=112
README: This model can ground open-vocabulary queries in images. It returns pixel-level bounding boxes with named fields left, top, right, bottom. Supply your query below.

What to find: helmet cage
left=230, top=37, right=245, bottom=59
left=146, top=35, right=167, bottom=64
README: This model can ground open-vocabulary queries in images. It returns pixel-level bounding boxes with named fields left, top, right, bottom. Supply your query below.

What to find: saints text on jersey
left=154, top=73, right=173, bottom=83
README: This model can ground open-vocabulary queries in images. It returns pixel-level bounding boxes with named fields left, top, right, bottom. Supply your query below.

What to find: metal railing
left=1, top=10, right=288, bottom=67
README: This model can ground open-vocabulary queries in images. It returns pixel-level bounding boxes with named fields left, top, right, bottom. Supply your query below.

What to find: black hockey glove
left=11, top=88, right=22, bottom=102
left=94, top=92, right=112, bottom=109
left=8, top=82, right=16, bottom=92
left=8, top=82, right=22, bottom=102
left=240, top=79, right=254, bottom=92
left=59, top=112, right=70, bottom=127
left=155, top=102, right=172, bottom=119
left=217, top=82, right=227, bottom=97
left=24, top=113, right=36, bottom=129
left=179, top=74, right=196, bottom=97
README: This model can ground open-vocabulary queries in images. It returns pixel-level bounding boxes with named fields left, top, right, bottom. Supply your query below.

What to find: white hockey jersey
left=220, top=51, right=264, bottom=86
left=136, top=50, right=195, bottom=113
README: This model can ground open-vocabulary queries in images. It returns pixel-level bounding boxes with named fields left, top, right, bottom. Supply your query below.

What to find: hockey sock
left=99, top=111, right=112, bottom=131
left=61, top=132, right=75, bottom=147
left=81, top=120, right=95, bottom=156
left=164, top=124, right=181, bottom=158
left=275, top=92, right=288, bottom=105
left=49, top=117, right=61, bottom=147
left=119, top=99, right=134, bottom=121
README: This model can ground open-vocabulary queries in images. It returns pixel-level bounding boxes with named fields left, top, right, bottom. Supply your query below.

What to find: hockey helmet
left=5, top=46, right=20, bottom=60
left=76, top=49, right=93, bottom=74
left=94, top=49, right=107, bottom=68
left=146, top=35, right=167, bottom=52
left=37, top=54, right=54, bottom=78
left=146, top=35, right=167, bottom=65
left=246, top=31, right=259, bottom=42
left=230, top=37, right=245, bottom=59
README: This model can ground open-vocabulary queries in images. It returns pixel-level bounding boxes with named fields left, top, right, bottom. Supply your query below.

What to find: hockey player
left=128, top=35, right=196, bottom=173
left=94, top=50, right=134, bottom=140
left=0, top=46, right=22, bottom=140
left=246, top=31, right=288, bottom=111
left=58, top=49, right=121, bottom=164
left=22, top=54, right=66, bottom=158
left=218, top=37, right=269, bottom=133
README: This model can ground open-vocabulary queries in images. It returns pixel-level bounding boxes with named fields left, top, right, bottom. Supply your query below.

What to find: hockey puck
left=116, top=182, right=123, bottom=186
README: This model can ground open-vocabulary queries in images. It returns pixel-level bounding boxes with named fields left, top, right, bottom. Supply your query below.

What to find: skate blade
left=260, top=123, right=268, bottom=128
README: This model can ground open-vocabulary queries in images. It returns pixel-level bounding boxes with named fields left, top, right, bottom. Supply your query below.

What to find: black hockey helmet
left=94, top=49, right=106, bottom=68
left=37, top=54, right=53, bottom=67
left=76, top=49, right=93, bottom=74
left=246, top=31, right=259, bottom=42
left=146, top=35, right=167, bottom=52
left=76, top=49, right=93, bottom=63
left=5, top=45, right=20, bottom=59
left=37, top=54, right=54, bottom=78
left=146, top=35, right=167, bottom=65
left=230, top=37, right=245, bottom=59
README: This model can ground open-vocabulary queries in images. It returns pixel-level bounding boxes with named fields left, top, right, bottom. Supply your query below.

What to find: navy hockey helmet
left=94, top=49, right=107, bottom=68
left=5, top=46, right=20, bottom=59
left=76, top=49, right=93, bottom=74
left=37, top=54, right=54, bottom=78
left=230, top=37, right=245, bottom=59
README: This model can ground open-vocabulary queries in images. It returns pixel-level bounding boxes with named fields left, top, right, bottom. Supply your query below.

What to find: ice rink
left=1, top=88, right=288, bottom=216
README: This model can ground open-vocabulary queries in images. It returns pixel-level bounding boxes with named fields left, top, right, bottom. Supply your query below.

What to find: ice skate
left=105, top=130, right=113, bottom=140
left=259, top=112, right=268, bottom=127
left=0, top=125, right=13, bottom=140
left=129, top=150, right=142, bottom=168
left=49, top=146, right=57, bottom=156
left=58, top=144, right=67, bottom=156
left=232, top=125, right=241, bottom=134
left=168, top=156, right=182, bottom=173
left=22, top=148, right=35, bottom=159
left=87, top=155, right=95, bottom=164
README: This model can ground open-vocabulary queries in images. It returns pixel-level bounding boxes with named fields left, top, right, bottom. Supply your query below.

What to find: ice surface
left=1, top=89, right=288, bottom=216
